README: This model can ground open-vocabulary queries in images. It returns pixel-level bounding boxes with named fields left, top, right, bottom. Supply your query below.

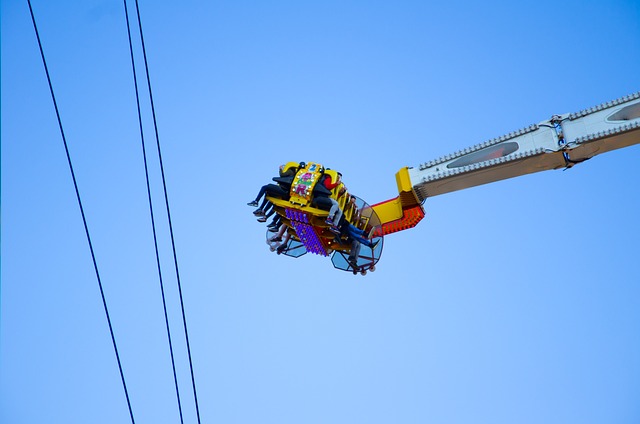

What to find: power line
left=122, top=1, right=185, bottom=423
left=131, top=0, right=203, bottom=422
left=26, top=1, right=136, bottom=423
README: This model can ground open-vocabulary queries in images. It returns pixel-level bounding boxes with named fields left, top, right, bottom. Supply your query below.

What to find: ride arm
left=372, top=92, right=640, bottom=236
left=408, top=92, right=640, bottom=200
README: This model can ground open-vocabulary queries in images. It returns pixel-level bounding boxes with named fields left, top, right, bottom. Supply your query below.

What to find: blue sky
left=2, top=1, right=640, bottom=423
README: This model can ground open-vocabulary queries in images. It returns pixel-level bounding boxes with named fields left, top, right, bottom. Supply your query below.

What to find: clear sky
left=2, top=1, right=640, bottom=423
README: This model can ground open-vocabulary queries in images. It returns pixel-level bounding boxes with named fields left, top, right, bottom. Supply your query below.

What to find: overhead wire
left=130, top=0, right=203, bottom=422
left=122, top=1, right=185, bottom=423
left=26, top=1, right=136, bottom=423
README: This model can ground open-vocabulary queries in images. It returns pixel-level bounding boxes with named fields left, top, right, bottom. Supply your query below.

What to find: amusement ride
left=251, top=93, right=640, bottom=275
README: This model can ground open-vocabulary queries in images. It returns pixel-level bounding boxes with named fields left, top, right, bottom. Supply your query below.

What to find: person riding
left=248, top=162, right=300, bottom=215
left=322, top=171, right=347, bottom=229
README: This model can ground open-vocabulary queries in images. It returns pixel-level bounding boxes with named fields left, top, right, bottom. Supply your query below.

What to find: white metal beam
left=408, top=93, right=640, bottom=200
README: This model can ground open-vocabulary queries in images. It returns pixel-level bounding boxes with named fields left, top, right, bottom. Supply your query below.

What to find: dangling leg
left=248, top=184, right=268, bottom=207
left=348, top=240, right=361, bottom=269
left=269, top=223, right=287, bottom=242
left=326, top=198, right=340, bottom=224
left=276, top=231, right=291, bottom=254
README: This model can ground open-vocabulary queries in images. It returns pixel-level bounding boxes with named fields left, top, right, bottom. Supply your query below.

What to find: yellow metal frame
left=264, top=164, right=424, bottom=257
left=371, top=167, right=425, bottom=235
left=288, top=162, right=324, bottom=205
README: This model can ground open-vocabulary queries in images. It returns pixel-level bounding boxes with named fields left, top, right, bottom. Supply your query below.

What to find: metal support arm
left=408, top=93, right=640, bottom=201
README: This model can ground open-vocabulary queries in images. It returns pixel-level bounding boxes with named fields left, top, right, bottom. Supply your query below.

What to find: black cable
left=26, top=1, right=136, bottom=422
left=122, top=1, right=185, bottom=423
left=131, top=1, right=202, bottom=422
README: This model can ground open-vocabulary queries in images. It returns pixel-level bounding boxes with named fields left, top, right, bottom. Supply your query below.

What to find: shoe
left=268, top=226, right=278, bottom=233
left=325, top=217, right=333, bottom=225
left=253, top=209, right=265, bottom=216
left=270, top=236, right=282, bottom=242
left=247, top=200, right=258, bottom=207
left=257, top=216, right=267, bottom=223
left=276, top=245, right=286, bottom=255
left=267, top=221, right=278, bottom=228
left=370, top=239, right=380, bottom=250
left=329, top=225, right=341, bottom=235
